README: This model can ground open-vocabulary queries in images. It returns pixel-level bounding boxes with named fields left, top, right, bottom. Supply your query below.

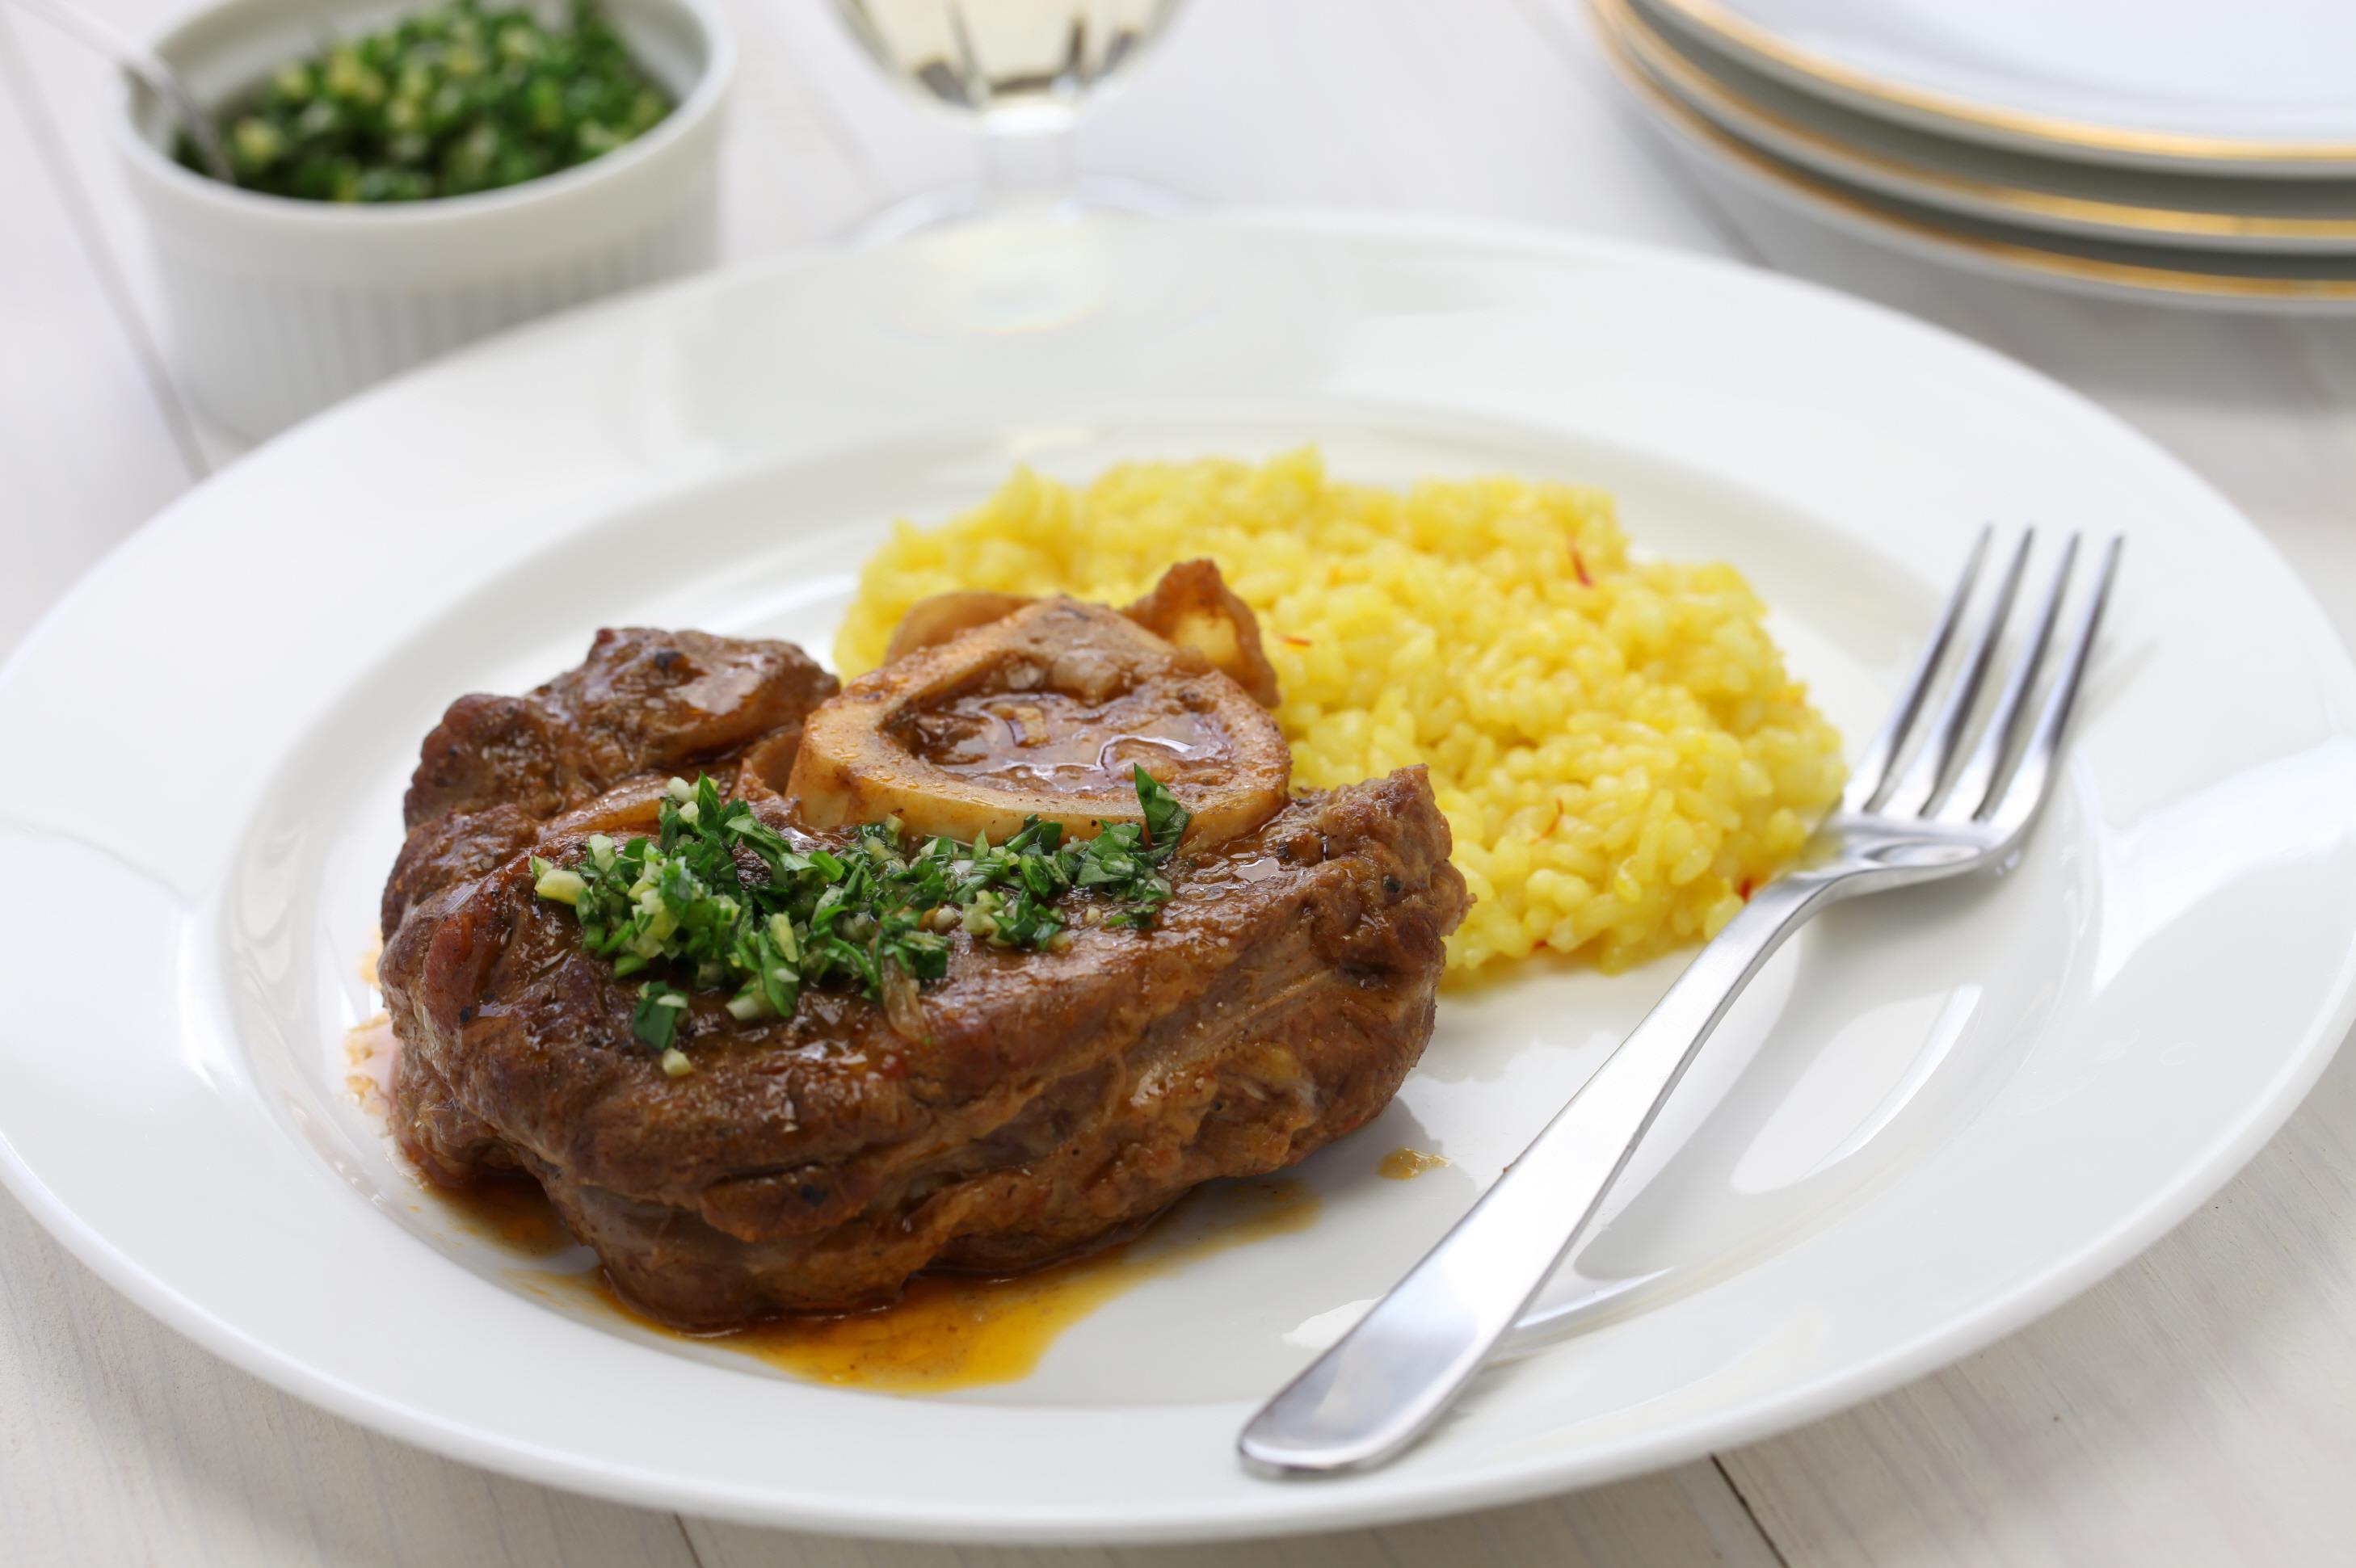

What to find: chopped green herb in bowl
left=183, top=0, right=671, bottom=201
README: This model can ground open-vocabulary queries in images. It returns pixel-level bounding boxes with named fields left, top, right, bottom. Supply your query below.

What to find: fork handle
left=1238, top=872, right=1839, bottom=1475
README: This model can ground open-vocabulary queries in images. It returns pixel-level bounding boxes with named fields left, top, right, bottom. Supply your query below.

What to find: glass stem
left=978, top=118, right=1079, bottom=212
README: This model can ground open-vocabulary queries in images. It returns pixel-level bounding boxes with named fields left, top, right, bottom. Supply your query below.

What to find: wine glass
left=829, top=0, right=1189, bottom=238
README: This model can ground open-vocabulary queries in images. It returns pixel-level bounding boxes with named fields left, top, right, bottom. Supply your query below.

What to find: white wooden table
left=6, top=2, right=2356, bottom=1562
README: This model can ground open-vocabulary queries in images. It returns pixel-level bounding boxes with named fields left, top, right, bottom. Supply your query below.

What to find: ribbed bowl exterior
left=148, top=179, right=718, bottom=439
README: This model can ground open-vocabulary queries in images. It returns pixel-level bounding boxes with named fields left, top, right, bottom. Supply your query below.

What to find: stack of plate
left=1589, top=0, right=2356, bottom=311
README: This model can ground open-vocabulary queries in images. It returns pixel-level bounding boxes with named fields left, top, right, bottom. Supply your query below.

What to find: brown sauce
left=500, top=1177, right=1322, bottom=1393
left=898, top=689, right=1231, bottom=792
left=434, top=1175, right=578, bottom=1256
left=1377, top=1146, right=1450, bottom=1180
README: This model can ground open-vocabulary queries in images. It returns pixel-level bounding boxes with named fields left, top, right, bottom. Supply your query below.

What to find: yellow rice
left=836, top=450, right=1846, bottom=975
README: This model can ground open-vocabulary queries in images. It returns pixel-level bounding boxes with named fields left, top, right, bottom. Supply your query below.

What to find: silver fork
left=1239, top=528, right=2123, bottom=1476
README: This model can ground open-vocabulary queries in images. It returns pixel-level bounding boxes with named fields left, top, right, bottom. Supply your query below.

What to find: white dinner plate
left=4, top=214, right=2355, bottom=1543
left=1643, top=0, right=2356, bottom=174
left=1597, top=18, right=2356, bottom=315
left=1601, top=0, right=2356, bottom=254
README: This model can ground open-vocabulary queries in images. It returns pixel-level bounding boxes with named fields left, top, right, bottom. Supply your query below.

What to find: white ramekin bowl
left=115, top=0, right=730, bottom=439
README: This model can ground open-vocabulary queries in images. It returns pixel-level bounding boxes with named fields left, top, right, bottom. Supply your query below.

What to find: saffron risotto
left=836, top=451, right=1847, bottom=975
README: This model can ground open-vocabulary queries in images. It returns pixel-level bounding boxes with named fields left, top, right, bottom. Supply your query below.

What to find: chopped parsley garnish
left=183, top=0, right=671, bottom=203
left=529, top=767, right=1191, bottom=1055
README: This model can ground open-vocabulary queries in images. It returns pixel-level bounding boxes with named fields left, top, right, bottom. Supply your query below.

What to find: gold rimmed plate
left=1597, top=2, right=2356, bottom=313
left=1598, top=0, right=2356, bottom=254
left=1643, top=0, right=2356, bottom=176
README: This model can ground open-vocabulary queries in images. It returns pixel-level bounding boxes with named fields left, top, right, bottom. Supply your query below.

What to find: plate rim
left=1594, top=8, right=2356, bottom=311
left=1642, top=0, right=2356, bottom=173
left=1598, top=0, right=2356, bottom=252
left=4, top=208, right=2355, bottom=1541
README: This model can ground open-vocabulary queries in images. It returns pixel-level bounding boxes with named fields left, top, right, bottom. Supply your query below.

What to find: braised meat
left=383, top=627, right=837, bottom=937
left=381, top=616, right=1466, bottom=1330
left=881, top=557, right=1283, bottom=708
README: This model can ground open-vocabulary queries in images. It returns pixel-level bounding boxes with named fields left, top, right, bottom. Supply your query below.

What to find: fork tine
left=1841, top=528, right=1990, bottom=814
left=1935, top=533, right=2079, bottom=822
left=1984, top=536, right=2123, bottom=839
left=1878, top=532, right=2034, bottom=818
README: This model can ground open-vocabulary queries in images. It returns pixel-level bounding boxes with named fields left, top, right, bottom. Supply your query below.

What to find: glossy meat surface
left=381, top=626, right=1466, bottom=1329
left=879, top=559, right=1283, bottom=709
left=384, top=628, right=837, bottom=936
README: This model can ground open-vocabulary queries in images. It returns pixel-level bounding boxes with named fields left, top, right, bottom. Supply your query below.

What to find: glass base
left=840, top=175, right=1186, bottom=246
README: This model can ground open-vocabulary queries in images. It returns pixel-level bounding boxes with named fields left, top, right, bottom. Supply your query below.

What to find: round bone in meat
left=790, top=596, right=1291, bottom=847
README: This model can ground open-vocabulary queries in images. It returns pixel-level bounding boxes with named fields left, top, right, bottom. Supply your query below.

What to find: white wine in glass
left=829, top=0, right=1189, bottom=235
